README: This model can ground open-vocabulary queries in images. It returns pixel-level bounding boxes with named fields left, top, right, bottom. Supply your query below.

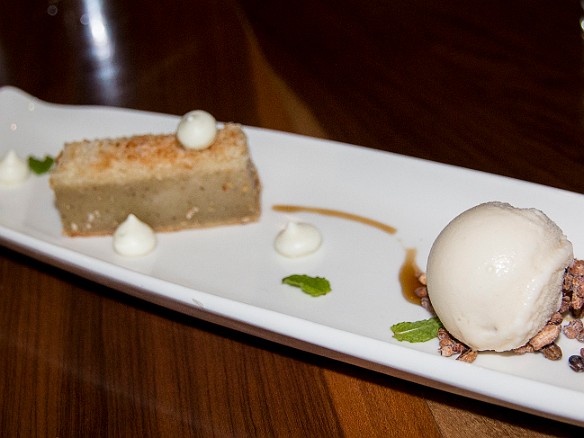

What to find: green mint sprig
left=390, top=316, right=443, bottom=343
left=282, top=274, right=331, bottom=297
left=28, top=155, right=55, bottom=175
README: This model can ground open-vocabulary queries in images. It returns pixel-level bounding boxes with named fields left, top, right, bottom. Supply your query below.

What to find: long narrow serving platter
left=1, top=86, right=583, bottom=426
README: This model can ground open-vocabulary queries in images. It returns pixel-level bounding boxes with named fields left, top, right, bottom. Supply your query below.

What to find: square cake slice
left=49, top=123, right=261, bottom=236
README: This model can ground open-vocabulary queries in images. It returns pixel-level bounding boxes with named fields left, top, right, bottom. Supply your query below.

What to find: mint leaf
left=282, top=274, right=331, bottom=297
left=390, top=317, right=443, bottom=343
left=28, top=155, right=55, bottom=175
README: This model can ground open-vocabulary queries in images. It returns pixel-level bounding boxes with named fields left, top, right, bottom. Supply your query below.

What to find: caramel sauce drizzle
left=272, top=205, right=397, bottom=235
left=399, top=248, right=424, bottom=305
left=272, top=204, right=422, bottom=304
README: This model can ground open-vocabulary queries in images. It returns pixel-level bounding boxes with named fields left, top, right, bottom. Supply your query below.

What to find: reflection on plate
left=1, top=86, right=583, bottom=426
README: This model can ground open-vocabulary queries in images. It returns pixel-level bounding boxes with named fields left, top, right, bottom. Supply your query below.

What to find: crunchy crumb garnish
left=457, top=349, right=478, bottom=363
left=563, top=319, right=584, bottom=341
left=50, top=123, right=248, bottom=185
left=437, top=328, right=467, bottom=356
left=563, top=259, right=584, bottom=318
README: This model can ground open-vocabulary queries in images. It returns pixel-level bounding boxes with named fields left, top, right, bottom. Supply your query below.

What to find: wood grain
left=1, top=0, right=583, bottom=436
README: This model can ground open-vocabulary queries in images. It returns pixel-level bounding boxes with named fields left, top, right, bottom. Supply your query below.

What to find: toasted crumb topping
left=50, top=123, right=249, bottom=185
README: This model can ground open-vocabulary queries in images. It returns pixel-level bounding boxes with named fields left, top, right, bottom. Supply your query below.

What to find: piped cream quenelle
left=176, top=110, right=217, bottom=150
left=426, top=202, right=573, bottom=352
left=113, top=214, right=157, bottom=256
left=275, top=221, right=322, bottom=257
left=0, top=150, right=30, bottom=186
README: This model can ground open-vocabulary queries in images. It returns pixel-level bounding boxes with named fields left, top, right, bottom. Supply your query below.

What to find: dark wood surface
left=1, top=1, right=583, bottom=436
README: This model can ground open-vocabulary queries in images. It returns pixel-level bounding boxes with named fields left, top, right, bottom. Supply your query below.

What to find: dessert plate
left=1, top=86, right=583, bottom=426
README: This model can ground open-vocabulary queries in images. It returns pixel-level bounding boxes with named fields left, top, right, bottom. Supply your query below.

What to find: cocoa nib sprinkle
left=527, top=317, right=562, bottom=351
left=437, top=328, right=465, bottom=357
left=513, top=314, right=563, bottom=361
left=563, top=259, right=584, bottom=318
left=541, top=344, right=563, bottom=361
left=437, top=328, right=477, bottom=363
left=563, top=319, right=584, bottom=341
left=561, top=259, right=584, bottom=372
left=414, top=286, right=434, bottom=315
left=457, top=348, right=478, bottom=363
left=414, top=274, right=435, bottom=316
left=568, top=346, right=584, bottom=372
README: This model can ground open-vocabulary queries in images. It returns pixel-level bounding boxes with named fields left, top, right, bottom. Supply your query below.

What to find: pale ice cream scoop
left=426, top=202, right=573, bottom=352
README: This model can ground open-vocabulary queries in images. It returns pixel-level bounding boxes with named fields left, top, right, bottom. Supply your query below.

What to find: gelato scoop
left=426, top=202, right=573, bottom=352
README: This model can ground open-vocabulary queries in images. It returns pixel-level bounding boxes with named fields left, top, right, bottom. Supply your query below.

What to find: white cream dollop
left=113, top=214, right=157, bottom=256
left=0, top=150, right=30, bottom=186
left=176, top=110, right=217, bottom=150
left=275, top=222, right=322, bottom=257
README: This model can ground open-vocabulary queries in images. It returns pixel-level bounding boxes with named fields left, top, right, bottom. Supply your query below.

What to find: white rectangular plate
left=1, top=86, right=583, bottom=426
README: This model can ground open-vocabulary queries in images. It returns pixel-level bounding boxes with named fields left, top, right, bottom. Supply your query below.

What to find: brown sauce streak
left=399, top=248, right=424, bottom=305
left=272, top=205, right=397, bottom=235
left=273, top=204, right=422, bottom=303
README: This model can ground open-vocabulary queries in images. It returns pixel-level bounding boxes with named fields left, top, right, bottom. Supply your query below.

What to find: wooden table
left=1, top=1, right=583, bottom=436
